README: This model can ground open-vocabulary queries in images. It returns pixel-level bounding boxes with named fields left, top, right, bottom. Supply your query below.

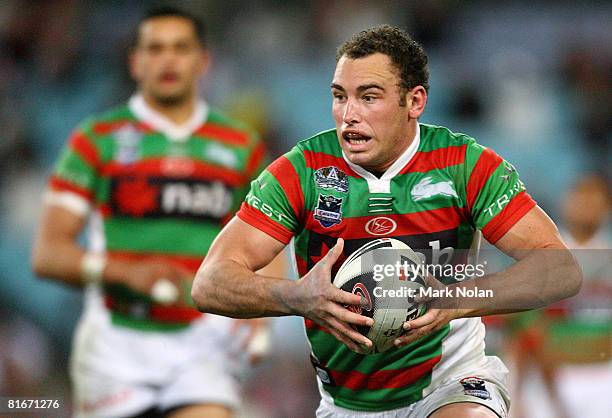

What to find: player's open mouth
left=160, top=72, right=179, bottom=82
left=343, top=131, right=372, bottom=145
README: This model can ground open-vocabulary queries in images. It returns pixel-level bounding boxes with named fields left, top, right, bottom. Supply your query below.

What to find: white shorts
left=70, top=307, right=246, bottom=418
left=316, top=356, right=510, bottom=418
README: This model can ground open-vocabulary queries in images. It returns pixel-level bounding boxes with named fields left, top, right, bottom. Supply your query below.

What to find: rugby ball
left=333, top=238, right=427, bottom=353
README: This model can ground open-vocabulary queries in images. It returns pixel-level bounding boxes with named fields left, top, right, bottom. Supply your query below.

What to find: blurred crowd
left=0, top=1, right=610, bottom=417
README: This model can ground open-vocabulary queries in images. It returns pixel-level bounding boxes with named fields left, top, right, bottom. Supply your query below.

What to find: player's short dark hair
left=336, top=25, right=429, bottom=93
left=137, top=6, right=206, bottom=46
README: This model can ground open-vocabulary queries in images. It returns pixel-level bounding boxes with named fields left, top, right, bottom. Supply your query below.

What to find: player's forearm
left=452, top=248, right=582, bottom=317
left=192, top=259, right=298, bottom=318
left=31, top=238, right=87, bottom=286
left=32, top=238, right=135, bottom=288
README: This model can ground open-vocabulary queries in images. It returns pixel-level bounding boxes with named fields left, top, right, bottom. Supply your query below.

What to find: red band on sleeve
left=49, top=176, right=93, bottom=201
left=266, top=156, right=304, bottom=222
left=237, top=203, right=293, bottom=244
left=482, top=191, right=537, bottom=244
left=466, top=148, right=503, bottom=210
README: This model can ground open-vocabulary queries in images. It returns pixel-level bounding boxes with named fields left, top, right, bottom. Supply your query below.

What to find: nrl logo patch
left=314, top=194, right=343, bottom=227
left=411, top=176, right=458, bottom=201
left=460, top=377, right=491, bottom=400
left=114, top=124, right=143, bottom=164
left=314, top=166, right=349, bottom=193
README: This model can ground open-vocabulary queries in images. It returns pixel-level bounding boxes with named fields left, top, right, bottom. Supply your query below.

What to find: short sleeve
left=464, top=141, right=536, bottom=244
left=237, top=147, right=306, bottom=244
left=49, top=125, right=102, bottom=205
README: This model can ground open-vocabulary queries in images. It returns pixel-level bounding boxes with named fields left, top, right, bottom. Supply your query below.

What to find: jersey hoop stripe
left=466, top=147, right=503, bottom=210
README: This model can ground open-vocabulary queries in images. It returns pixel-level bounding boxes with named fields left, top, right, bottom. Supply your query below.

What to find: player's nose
left=343, top=100, right=361, bottom=124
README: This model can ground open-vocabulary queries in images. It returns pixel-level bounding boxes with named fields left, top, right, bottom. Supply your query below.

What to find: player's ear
left=197, top=48, right=211, bottom=77
left=408, top=86, right=427, bottom=119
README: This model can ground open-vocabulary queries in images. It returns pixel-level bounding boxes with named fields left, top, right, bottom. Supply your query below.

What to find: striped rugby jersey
left=49, top=94, right=265, bottom=331
left=237, top=123, right=535, bottom=411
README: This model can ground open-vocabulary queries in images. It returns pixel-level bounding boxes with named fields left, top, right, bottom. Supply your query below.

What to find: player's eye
left=332, top=92, right=346, bottom=102
left=175, top=42, right=192, bottom=53
left=362, top=95, right=376, bottom=103
left=147, top=44, right=163, bottom=54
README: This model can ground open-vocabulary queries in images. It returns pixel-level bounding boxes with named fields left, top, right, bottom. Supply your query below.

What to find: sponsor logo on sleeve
left=244, top=194, right=287, bottom=224
left=411, top=176, right=458, bottom=201
left=314, top=194, right=343, bottom=227
left=483, top=179, right=525, bottom=218
left=314, top=166, right=349, bottom=193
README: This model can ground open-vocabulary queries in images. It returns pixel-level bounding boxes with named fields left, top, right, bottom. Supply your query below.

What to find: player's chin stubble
left=152, top=90, right=191, bottom=107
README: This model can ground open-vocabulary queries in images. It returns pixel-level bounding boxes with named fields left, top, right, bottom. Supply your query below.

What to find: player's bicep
left=32, top=202, right=88, bottom=276
left=35, top=203, right=88, bottom=247
left=205, top=217, right=286, bottom=272
left=494, top=206, right=567, bottom=259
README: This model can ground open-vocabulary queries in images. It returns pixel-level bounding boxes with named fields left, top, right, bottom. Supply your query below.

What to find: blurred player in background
left=561, top=174, right=610, bottom=249
left=508, top=173, right=610, bottom=418
left=31, top=7, right=272, bottom=418
left=192, top=25, right=581, bottom=417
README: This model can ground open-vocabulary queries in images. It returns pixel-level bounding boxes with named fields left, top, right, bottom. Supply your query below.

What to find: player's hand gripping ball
left=333, top=238, right=427, bottom=353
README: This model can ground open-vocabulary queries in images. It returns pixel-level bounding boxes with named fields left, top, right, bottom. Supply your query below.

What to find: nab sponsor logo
left=162, top=181, right=232, bottom=218
left=365, top=217, right=397, bottom=236
left=112, top=177, right=233, bottom=219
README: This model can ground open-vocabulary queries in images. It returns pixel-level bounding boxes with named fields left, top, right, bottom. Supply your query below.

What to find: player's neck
left=142, top=93, right=197, bottom=125
left=364, top=122, right=417, bottom=176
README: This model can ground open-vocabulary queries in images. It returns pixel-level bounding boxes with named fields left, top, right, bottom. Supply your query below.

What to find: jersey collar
left=342, top=123, right=420, bottom=193
left=128, top=93, right=209, bottom=142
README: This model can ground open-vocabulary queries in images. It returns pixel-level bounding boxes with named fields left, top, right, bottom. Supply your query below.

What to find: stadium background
left=0, top=1, right=609, bottom=417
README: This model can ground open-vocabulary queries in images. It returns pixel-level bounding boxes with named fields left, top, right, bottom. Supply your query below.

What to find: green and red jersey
left=49, top=95, right=265, bottom=330
left=237, top=123, right=535, bottom=411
